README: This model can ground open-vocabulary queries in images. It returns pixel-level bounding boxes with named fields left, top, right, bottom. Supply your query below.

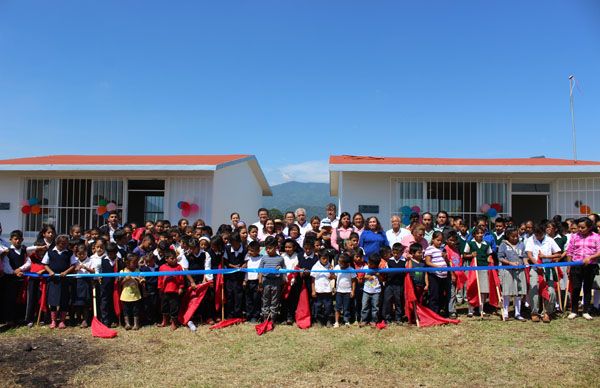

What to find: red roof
left=329, top=155, right=600, bottom=166
left=0, top=155, right=251, bottom=166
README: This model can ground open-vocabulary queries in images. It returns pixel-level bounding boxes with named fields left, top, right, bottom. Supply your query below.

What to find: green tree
left=268, top=208, right=284, bottom=220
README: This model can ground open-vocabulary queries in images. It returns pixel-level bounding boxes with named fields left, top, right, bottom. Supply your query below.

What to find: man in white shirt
left=386, top=215, right=410, bottom=248
left=252, top=208, right=270, bottom=230
left=294, top=208, right=311, bottom=235
left=320, top=203, right=339, bottom=229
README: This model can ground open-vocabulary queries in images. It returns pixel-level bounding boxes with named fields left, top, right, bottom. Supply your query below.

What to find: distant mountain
left=263, top=181, right=337, bottom=218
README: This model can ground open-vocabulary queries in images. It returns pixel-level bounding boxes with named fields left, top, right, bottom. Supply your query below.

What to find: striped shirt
left=424, top=245, right=447, bottom=278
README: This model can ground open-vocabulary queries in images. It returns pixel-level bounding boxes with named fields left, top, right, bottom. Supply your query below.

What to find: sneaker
left=449, top=313, right=458, bottom=319
left=326, top=322, right=333, bottom=328
left=187, top=321, right=197, bottom=332
left=502, top=315, right=509, bottom=321
left=582, top=313, right=593, bottom=321
left=567, top=313, right=577, bottom=320
left=515, top=315, right=526, bottom=322
left=333, top=322, right=340, bottom=328
left=344, top=322, right=351, bottom=327
left=26, top=322, right=34, bottom=328
left=467, top=313, right=473, bottom=318
left=58, top=321, right=66, bottom=329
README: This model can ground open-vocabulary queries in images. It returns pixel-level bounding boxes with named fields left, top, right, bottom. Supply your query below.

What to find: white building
left=330, top=155, right=600, bottom=229
left=0, top=155, right=271, bottom=237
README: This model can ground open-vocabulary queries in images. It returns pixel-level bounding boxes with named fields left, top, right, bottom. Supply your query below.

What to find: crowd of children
left=1, top=204, right=600, bottom=332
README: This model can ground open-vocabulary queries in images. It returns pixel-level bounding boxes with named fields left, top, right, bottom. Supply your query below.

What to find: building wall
left=339, top=172, right=392, bottom=228
left=212, top=161, right=263, bottom=227
left=166, top=175, right=213, bottom=225
left=0, top=175, right=23, bottom=238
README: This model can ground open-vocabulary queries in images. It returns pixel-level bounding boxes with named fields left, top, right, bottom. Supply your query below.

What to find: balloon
left=20, top=200, right=29, bottom=207
left=580, top=205, right=591, bottom=215
left=402, top=216, right=410, bottom=226
left=400, top=206, right=411, bottom=215
left=103, top=212, right=110, bottom=219
left=490, top=203, right=502, bottom=212
left=487, top=208, right=498, bottom=218
left=28, top=198, right=38, bottom=206
left=96, top=206, right=107, bottom=215
left=21, top=205, right=31, bottom=214
left=480, top=203, right=490, bottom=213
left=181, top=208, right=191, bottom=217
left=31, top=205, right=41, bottom=215
left=181, top=202, right=190, bottom=211
left=177, top=201, right=184, bottom=209
left=411, top=205, right=421, bottom=214
left=98, top=199, right=107, bottom=206
left=106, top=202, right=117, bottom=212
left=189, top=204, right=199, bottom=214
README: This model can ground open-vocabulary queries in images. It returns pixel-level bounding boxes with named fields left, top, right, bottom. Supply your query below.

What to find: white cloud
left=266, top=160, right=329, bottom=185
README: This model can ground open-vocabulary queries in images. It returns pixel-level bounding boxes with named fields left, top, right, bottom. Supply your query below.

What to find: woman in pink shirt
left=401, top=224, right=429, bottom=258
left=566, top=217, right=600, bottom=320
left=352, top=212, right=365, bottom=236
left=331, top=212, right=354, bottom=252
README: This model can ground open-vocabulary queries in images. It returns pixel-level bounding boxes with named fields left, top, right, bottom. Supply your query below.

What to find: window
left=144, top=196, right=164, bottom=222
left=556, top=178, right=600, bottom=219
left=23, top=178, right=124, bottom=235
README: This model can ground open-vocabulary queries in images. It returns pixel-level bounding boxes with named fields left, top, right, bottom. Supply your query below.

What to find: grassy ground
left=1, top=317, right=599, bottom=387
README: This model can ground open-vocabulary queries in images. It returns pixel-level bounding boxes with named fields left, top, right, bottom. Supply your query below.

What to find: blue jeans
left=335, top=292, right=352, bottom=323
left=313, top=292, right=333, bottom=324
left=361, top=292, right=380, bottom=323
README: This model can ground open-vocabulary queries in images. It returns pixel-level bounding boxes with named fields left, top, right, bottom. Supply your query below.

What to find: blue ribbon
left=22, top=261, right=583, bottom=279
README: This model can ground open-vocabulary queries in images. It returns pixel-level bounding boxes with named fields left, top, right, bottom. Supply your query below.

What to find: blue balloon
left=103, top=212, right=110, bottom=219
left=177, top=201, right=183, bottom=209
left=487, top=208, right=498, bottom=218
left=401, top=206, right=411, bottom=215
left=28, top=198, right=38, bottom=206
left=402, top=216, right=411, bottom=226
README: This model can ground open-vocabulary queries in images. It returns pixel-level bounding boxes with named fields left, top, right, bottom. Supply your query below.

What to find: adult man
left=99, top=211, right=122, bottom=242
left=433, top=211, right=452, bottom=241
left=320, top=203, right=339, bottom=229
left=252, top=208, right=269, bottom=229
left=386, top=215, right=410, bottom=248
left=295, top=208, right=311, bottom=235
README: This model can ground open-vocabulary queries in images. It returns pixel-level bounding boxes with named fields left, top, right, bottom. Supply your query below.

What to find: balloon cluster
left=400, top=205, right=421, bottom=225
left=480, top=203, right=503, bottom=218
left=177, top=201, right=200, bottom=217
left=21, top=198, right=41, bottom=215
left=97, top=199, right=118, bottom=219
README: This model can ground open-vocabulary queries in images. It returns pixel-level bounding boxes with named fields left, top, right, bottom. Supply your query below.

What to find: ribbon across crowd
left=1, top=205, right=600, bottom=337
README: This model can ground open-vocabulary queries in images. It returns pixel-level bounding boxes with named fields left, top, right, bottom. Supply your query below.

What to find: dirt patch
left=0, top=332, right=106, bottom=387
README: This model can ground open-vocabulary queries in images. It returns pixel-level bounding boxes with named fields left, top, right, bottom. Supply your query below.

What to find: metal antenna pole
left=569, top=75, right=577, bottom=162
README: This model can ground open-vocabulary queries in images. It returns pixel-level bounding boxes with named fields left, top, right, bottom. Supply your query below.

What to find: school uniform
left=351, top=259, right=366, bottom=323
left=361, top=265, right=382, bottom=323
left=2, top=245, right=27, bottom=322
left=282, top=252, right=301, bottom=322
left=224, top=245, right=247, bottom=318
left=139, top=263, right=160, bottom=323
left=445, top=245, right=463, bottom=315
left=383, top=256, right=405, bottom=322
left=498, top=241, right=527, bottom=296
left=334, top=265, right=356, bottom=324
left=72, top=258, right=93, bottom=308
left=158, top=264, right=184, bottom=320
left=19, top=253, right=46, bottom=324
left=42, top=247, right=77, bottom=310
left=259, top=254, right=285, bottom=320
left=98, top=256, right=124, bottom=326
left=408, top=259, right=426, bottom=303
left=245, top=254, right=262, bottom=321
left=525, top=236, right=561, bottom=315
left=120, top=268, right=142, bottom=317
left=463, top=241, right=492, bottom=293
left=311, top=260, right=333, bottom=325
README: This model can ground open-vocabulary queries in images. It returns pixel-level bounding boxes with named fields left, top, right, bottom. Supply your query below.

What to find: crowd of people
left=1, top=202, right=599, bottom=332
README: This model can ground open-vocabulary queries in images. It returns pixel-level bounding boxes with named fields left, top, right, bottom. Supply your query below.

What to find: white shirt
left=282, top=252, right=299, bottom=270
left=524, top=235, right=561, bottom=263
left=295, top=221, right=312, bottom=235
left=245, top=254, right=262, bottom=281
left=42, top=247, right=78, bottom=266
left=202, top=250, right=213, bottom=281
left=74, top=257, right=95, bottom=274
left=2, top=245, right=26, bottom=274
left=386, top=228, right=405, bottom=248
left=311, top=261, right=332, bottom=293
left=89, top=253, right=106, bottom=275
left=363, top=264, right=381, bottom=294
left=334, top=264, right=356, bottom=293
left=176, top=252, right=189, bottom=270
left=320, top=218, right=339, bottom=229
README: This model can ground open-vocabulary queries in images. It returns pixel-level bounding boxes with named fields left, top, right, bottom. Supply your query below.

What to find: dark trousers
left=570, top=264, right=598, bottom=314
left=161, top=292, right=180, bottom=319
left=123, top=300, right=140, bottom=317
left=245, top=280, right=261, bottom=320
left=383, top=283, right=404, bottom=322
left=313, top=292, right=333, bottom=324
left=2, top=276, right=23, bottom=323
left=25, top=278, right=42, bottom=323
left=428, top=274, right=451, bottom=315
left=143, top=293, right=160, bottom=324
left=99, top=285, right=117, bottom=326
left=335, top=292, right=352, bottom=323
left=351, top=284, right=364, bottom=322
left=283, top=280, right=301, bottom=322
left=225, top=278, right=244, bottom=318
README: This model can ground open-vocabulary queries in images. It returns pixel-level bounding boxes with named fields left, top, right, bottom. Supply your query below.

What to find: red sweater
left=158, top=264, right=184, bottom=293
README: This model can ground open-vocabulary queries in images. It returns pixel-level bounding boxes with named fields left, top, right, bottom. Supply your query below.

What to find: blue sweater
left=359, top=230, right=389, bottom=260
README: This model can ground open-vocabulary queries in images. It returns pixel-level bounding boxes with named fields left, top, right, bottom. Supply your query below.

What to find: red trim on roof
left=0, top=155, right=251, bottom=165
left=329, top=155, right=600, bottom=166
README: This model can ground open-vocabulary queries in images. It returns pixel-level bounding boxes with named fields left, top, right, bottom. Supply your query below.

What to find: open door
left=511, top=194, right=548, bottom=224
left=127, top=180, right=165, bottom=225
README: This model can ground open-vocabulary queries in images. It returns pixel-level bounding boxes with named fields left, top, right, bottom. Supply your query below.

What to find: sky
left=1, top=1, right=599, bottom=185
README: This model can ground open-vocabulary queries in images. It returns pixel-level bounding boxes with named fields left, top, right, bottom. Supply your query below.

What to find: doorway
left=511, top=194, right=548, bottom=224
left=127, top=180, right=165, bottom=225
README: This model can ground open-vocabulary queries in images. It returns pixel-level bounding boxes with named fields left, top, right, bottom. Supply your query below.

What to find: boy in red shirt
left=157, top=249, right=184, bottom=330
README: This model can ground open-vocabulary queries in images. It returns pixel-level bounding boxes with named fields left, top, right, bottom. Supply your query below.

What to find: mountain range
left=263, top=181, right=337, bottom=218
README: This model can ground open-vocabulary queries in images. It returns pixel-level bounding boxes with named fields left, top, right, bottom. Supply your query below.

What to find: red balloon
left=21, top=205, right=31, bottom=214
left=181, top=202, right=190, bottom=211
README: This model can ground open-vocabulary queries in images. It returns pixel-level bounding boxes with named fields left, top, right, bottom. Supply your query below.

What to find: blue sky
left=1, top=1, right=599, bottom=184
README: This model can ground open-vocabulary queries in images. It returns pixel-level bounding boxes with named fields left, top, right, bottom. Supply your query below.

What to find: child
left=463, top=226, right=492, bottom=317
left=350, top=248, right=366, bottom=323
left=1, top=230, right=28, bottom=326
left=247, top=224, right=259, bottom=243
left=497, top=228, right=527, bottom=321
left=311, top=249, right=336, bottom=327
left=42, top=235, right=77, bottom=329
left=445, top=231, right=463, bottom=319
left=99, top=242, right=124, bottom=328
left=258, top=236, right=285, bottom=322
left=298, top=236, right=319, bottom=314
left=157, top=249, right=185, bottom=330
left=120, top=254, right=144, bottom=330
left=281, top=238, right=300, bottom=325
left=244, top=240, right=263, bottom=323
left=139, top=253, right=160, bottom=325
left=72, top=244, right=95, bottom=328
left=15, top=239, right=48, bottom=327
left=424, top=231, right=451, bottom=316
left=525, top=224, right=561, bottom=323
left=224, top=231, right=246, bottom=319
left=333, top=254, right=356, bottom=327
left=383, top=243, right=405, bottom=324
left=360, top=253, right=383, bottom=327
left=406, top=243, right=428, bottom=303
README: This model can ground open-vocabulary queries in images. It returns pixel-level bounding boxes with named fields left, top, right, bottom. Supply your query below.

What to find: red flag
left=416, top=304, right=460, bottom=327
left=466, top=265, right=480, bottom=308
left=295, top=283, right=311, bottom=329
left=375, top=321, right=387, bottom=330
left=255, top=319, right=274, bottom=335
left=91, top=316, right=118, bottom=338
left=215, top=266, right=225, bottom=312
left=404, top=273, right=417, bottom=324
left=557, top=266, right=564, bottom=280
left=487, top=270, right=500, bottom=308
left=39, top=280, right=48, bottom=313
left=282, top=273, right=295, bottom=300
left=538, top=272, right=550, bottom=301
left=178, top=282, right=211, bottom=324
left=132, top=227, right=144, bottom=242
left=113, top=283, right=121, bottom=318
left=210, top=317, right=244, bottom=329
left=454, top=270, right=467, bottom=292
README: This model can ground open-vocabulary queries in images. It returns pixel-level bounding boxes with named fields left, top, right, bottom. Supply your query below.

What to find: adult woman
left=259, top=219, right=276, bottom=242
left=352, top=212, right=365, bottom=236
left=566, top=217, right=600, bottom=320
left=358, top=217, right=389, bottom=260
left=230, top=212, right=240, bottom=230
left=401, top=224, right=429, bottom=257
left=331, top=212, right=353, bottom=252
left=287, top=223, right=304, bottom=248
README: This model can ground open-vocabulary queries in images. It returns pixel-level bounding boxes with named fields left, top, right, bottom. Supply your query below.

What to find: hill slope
left=263, top=181, right=337, bottom=218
